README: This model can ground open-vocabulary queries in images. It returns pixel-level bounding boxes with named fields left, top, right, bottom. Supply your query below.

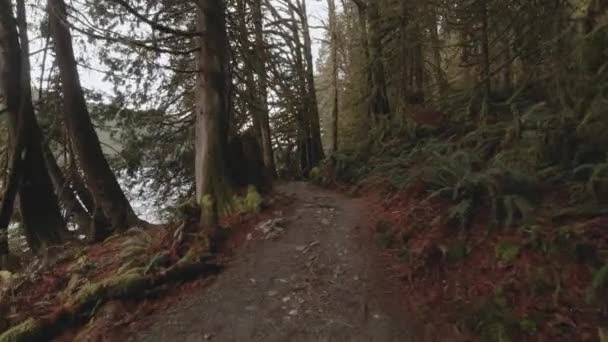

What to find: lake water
left=7, top=171, right=167, bottom=254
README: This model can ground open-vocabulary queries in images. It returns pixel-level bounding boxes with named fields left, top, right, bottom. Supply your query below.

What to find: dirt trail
left=131, top=182, right=412, bottom=342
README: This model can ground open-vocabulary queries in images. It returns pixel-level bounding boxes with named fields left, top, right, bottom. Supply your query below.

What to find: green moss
left=242, top=186, right=262, bottom=213
left=200, top=186, right=238, bottom=222
left=495, top=241, right=520, bottom=263
left=0, top=318, right=41, bottom=342
left=200, top=194, right=215, bottom=219
left=309, top=167, right=322, bottom=184
left=180, top=233, right=211, bottom=263
left=519, top=318, right=538, bottom=334
left=104, top=273, right=148, bottom=298
left=67, top=282, right=105, bottom=308
left=228, top=185, right=263, bottom=215
left=67, top=272, right=151, bottom=309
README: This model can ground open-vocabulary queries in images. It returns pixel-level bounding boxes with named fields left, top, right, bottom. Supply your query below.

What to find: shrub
left=422, top=151, right=539, bottom=229
left=234, top=185, right=262, bottom=214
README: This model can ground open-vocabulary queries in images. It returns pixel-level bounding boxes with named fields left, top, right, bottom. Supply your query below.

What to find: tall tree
left=327, top=0, right=339, bottom=153
left=42, top=146, right=93, bottom=232
left=364, top=0, right=390, bottom=118
left=298, top=0, right=324, bottom=164
left=48, top=0, right=140, bottom=237
left=252, top=0, right=277, bottom=179
left=0, top=0, right=65, bottom=257
left=194, top=0, right=233, bottom=234
left=352, top=0, right=390, bottom=121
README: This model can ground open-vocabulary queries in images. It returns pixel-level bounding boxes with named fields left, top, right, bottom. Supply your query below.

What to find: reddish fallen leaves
left=358, top=183, right=607, bottom=341
left=1, top=191, right=293, bottom=340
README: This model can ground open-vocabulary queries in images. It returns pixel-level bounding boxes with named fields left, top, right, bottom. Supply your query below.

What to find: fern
left=572, top=159, right=608, bottom=203
left=420, top=151, right=538, bottom=229
left=116, top=228, right=160, bottom=275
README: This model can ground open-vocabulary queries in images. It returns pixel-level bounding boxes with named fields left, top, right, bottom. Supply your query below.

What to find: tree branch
left=109, top=0, right=200, bottom=38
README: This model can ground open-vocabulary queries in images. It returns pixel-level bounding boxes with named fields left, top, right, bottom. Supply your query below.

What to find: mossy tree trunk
left=194, top=0, right=233, bottom=236
left=48, top=0, right=140, bottom=234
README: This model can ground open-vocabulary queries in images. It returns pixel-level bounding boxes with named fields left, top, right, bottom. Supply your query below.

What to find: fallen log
left=0, top=258, right=221, bottom=342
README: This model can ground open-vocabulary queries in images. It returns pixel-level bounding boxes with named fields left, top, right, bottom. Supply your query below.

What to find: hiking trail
left=131, top=182, right=412, bottom=342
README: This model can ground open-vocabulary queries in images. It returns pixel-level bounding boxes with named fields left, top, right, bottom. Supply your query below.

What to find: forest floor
left=3, top=180, right=604, bottom=341
left=86, top=181, right=414, bottom=341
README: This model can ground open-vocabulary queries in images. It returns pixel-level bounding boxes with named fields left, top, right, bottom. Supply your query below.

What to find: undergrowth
left=319, top=88, right=608, bottom=340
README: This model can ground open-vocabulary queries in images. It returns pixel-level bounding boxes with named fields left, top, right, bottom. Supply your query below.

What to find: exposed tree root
left=0, top=258, right=221, bottom=342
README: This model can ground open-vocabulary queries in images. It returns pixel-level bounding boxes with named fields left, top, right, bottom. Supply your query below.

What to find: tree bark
left=194, top=0, right=232, bottom=235
left=0, top=0, right=66, bottom=256
left=429, top=4, right=447, bottom=100
left=412, top=22, right=425, bottom=103
left=41, top=146, right=93, bottom=233
left=480, top=0, right=491, bottom=97
left=289, top=6, right=315, bottom=173
left=252, top=0, right=277, bottom=180
left=363, top=0, right=390, bottom=119
left=48, top=0, right=140, bottom=232
left=328, top=0, right=339, bottom=153
left=298, top=0, right=324, bottom=164
left=233, top=0, right=272, bottom=190
left=0, top=0, right=26, bottom=261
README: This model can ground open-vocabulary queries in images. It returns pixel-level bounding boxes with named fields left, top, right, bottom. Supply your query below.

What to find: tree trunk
left=48, top=0, right=140, bottom=232
left=0, top=110, right=25, bottom=267
left=480, top=0, right=491, bottom=97
left=0, top=134, right=23, bottom=265
left=42, top=146, right=93, bottom=233
left=351, top=0, right=372, bottom=127
left=252, top=0, right=277, bottom=180
left=298, top=0, right=324, bottom=165
left=365, top=0, right=390, bottom=119
left=290, top=6, right=314, bottom=173
left=413, top=23, right=425, bottom=103
left=234, top=0, right=272, bottom=190
left=194, top=0, right=232, bottom=235
left=429, top=5, right=447, bottom=100
left=0, top=0, right=66, bottom=256
left=328, top=0, right=339, bottom=153
left=352, top=0, right=370, bottom=68
left=399, top=1, right=410, bottom=106
left=0, top=0, right=25, bottom=261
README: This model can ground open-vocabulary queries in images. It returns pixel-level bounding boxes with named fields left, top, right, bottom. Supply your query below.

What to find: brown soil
left=114, top=181, right=414, bottom=341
